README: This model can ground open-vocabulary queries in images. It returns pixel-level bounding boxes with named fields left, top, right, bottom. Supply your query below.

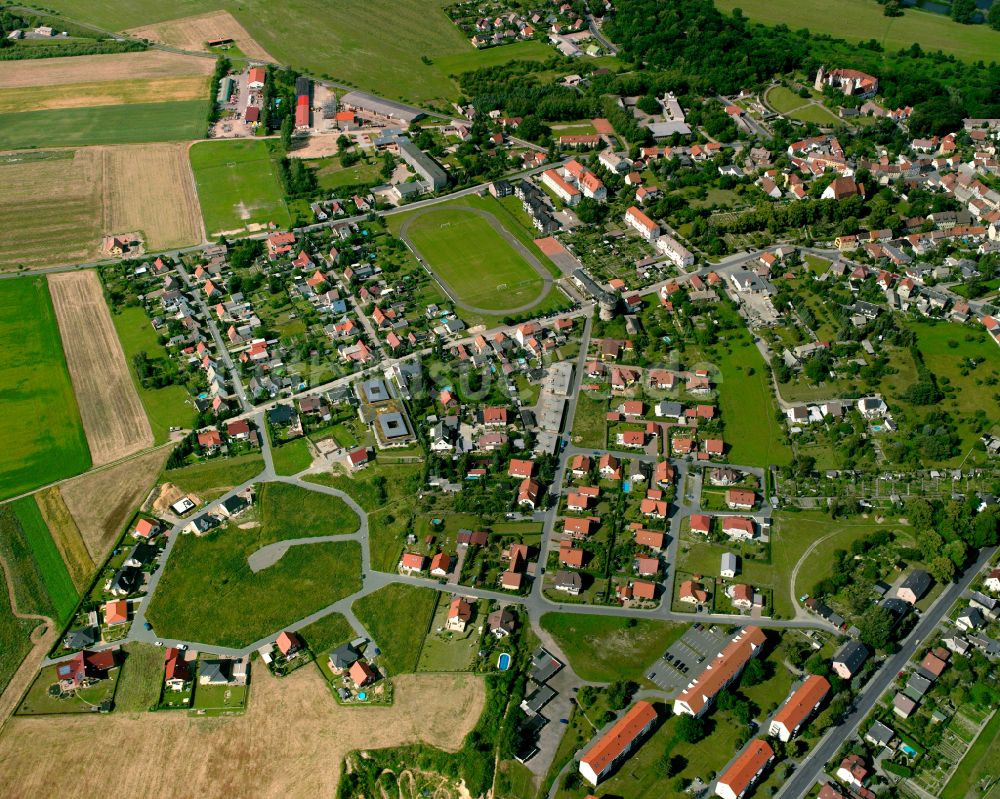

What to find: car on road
left=559, top=719, right=568, bottom=724
left=155, top=640, right=163, bottom=647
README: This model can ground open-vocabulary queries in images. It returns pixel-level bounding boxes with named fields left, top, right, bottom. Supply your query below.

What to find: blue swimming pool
left=358, top=691, right=368, bottom=700
left=497, top=653, right=511, bottom=671
left=900, top=743, right=917, bottom=757
left=622, top=481, right=632, bottom=493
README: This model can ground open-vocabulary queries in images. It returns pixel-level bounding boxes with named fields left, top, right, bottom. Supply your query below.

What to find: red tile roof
left=579, top=701, right=657, bottom=779
left=718, top=739, right=774, bottom=798
left=772, top=675, right=830, bottom=736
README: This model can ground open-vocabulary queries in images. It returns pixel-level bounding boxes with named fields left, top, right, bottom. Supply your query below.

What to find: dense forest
left=603, top=0, right=1000, bottom=136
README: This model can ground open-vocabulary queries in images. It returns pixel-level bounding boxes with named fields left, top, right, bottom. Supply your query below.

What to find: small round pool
left=358, top=692, right=367, bottom=700
left=497, top=653, right=511, bottom=671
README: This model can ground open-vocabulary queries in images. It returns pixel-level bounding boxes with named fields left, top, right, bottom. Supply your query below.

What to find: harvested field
left=101, top=143, right=204, bottom=250
left=48, top=272, right=153, bottom=466
left=0, top=667, right=485, bottom=797
left=0, top=50, right=212, bottom=89
left=0, top=149, right=103, bottom=270
left=0, top=143, right=203, bottom=271
left=0, top=76, right=209, bottom=114
left=125, top=11, right=276, bottom=62
left=33, top=489, right=93, bottom=594
left=59, top=445, right=169, bottom=564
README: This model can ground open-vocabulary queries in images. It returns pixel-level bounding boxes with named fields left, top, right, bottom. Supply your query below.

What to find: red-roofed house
left=579, top=701, right=657, bottom=785
left=400, top=552, right=426, bottom=573
left=349, top=660, right=378, bottom=688
left=509, top=459, right=535, bottom=479
left=674, top=627, right=767, bottom=717
left=768, top=675, right=830, bottom=742
left=133, top=518, right=160, bottom=540
left=715, top=739, right=774, bottom=799
left=276, top=630, right=303, bottom=658
left=723, top=517, right=756, bottom=541
left=104, top=599, right=128, bottom=626
left=518, top=478, right=541, bottom=509
left=635, top=528, right=665, bottom=549
left=726, top=489, right=756, bottom=510
left=689, top=514, right=711, bottom=535
left=164, top=647, right=191, bottom=690
left=430, top=552, right=451, bottom=577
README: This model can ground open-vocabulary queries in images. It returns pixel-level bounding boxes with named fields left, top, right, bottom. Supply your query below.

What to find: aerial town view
left=1, top=0, right=1000, bottom=797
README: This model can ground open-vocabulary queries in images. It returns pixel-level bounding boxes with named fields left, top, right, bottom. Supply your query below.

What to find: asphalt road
left=776, top=543, right=998, bottom=798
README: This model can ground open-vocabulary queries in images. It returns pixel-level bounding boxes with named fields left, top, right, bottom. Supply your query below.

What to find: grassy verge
left=540, top=614, right=685, bottom=682
left=353, top=583, right=438, bottom=675
left=34, top=487, right=94, bottom=593
left=114, top=643, right=164, bottom=712
left=162, top=453, right=263, bottom=502
left=298, top=612, right=355, bottom=654
left=271, top=437, right=314, bottom=475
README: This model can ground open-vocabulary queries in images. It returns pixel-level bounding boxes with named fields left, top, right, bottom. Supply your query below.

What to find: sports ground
left=398, top=207, right=549, bottom=313
left=189, top=139, right=291, bottom=236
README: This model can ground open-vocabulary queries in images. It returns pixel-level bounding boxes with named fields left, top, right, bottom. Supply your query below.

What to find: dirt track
left=125, top=10, right=277, bottom=62
left=0, top=50, right=212, bottom=89
left=0, top=668, right=485, bottom=798
left=47, top=272, right=153, bottom=466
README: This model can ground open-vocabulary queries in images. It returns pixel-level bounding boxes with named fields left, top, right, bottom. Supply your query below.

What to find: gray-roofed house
left=832, top=640, right=869, bottom=679
left=520, top=683, right=556, bottom=715
left=487, top=607, right=517, bottom=638
left=893, top=693, right=918, bottom=719
left=865, top=720, right=895, bottom=748
left=968, top=591, right=998, bottom=619
left=554, top=570, right=583, bottom=595
left=395, top=136, right=448, bottom=191
left=199, top=659, right=231, bottom=685
left=328, top=643, right=359, bottom=672
left=957, top=607, right=986, bottom=631
left=904, top=673, right=932, bottom=700
left=109, top=566, right=142, bottom=596
left=529, top=648, right=562, bottom=684
left=721, top=552, right=738, bottom=578
left=63, top=626, right=99, bottom=650
left=896, top=569, right=932, bottom=604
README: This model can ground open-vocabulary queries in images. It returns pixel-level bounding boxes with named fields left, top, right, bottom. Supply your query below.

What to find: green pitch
left=403, top=209, right=546, bottom=311
left=189, top=139, right=291, bottom=236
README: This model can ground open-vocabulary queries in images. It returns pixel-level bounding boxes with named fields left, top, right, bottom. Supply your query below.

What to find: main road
left=776, top=543, right=998, bottom=798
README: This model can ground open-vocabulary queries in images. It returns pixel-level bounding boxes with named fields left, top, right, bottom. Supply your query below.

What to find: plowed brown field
left=0, top=668, right=484, bottom=797
left=47, top=272, right=153, bottom=466
left=126, top=10, right=276, bottom=62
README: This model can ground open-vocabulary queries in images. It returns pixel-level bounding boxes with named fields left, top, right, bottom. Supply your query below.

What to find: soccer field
left=0, top=100, right=208, bottom=150
left=0, top=278, right=90, bottom=501
left=403, top=209, right=546, bottom=312
left=189, top=139, right=291, bottom=236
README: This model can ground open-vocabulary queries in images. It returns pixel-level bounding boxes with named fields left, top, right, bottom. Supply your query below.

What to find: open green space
left=146, top=524, right=361, bottom=647
left=298, top=612, right=355, bottom=654
left=0, top=278, right=90, bottom=501
left=401, top=208, right=545, bottom=312
left=715, top=0, right=1000, bottom=64
left=772, top=511, right=902, bottom=609
left=313, top=156, right=383, bottom=192
left=416, top=594, right=480, bottom=672
left=162, top=453, right=263, bottom=503
left=353, top=583, right=438, bottom=675
left=192, top=679, right=247, bottom=713
left=38, top=0, right=490, bottom=107
left=941, top=709, right=1000, bottom=799
left=10, top=497, right=78, bottom=624
left=713, top=338, right=791, bottom=467
left=270, top=437, right=314, bottom=476
left=0, top=101, right=208, bottom=150
left=110, top=305, right=196, bottom=443
left=257, top=482, right=361, bottom=543
left=766, top=85, right=811, bottom=114
left=0, top=584, right=38, bottom=700
left=540, top=614, right=685, bottom=682
left=189, top=138, right=291, bottom=236
left=432, top=39, right=554, bottom=77
left=570, top=394, right=607, bottom=450
left=114, top=643, right=165, bottom=712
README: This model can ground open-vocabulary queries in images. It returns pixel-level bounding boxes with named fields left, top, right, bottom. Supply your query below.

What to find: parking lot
left=646, top=624, right=731, bottom=694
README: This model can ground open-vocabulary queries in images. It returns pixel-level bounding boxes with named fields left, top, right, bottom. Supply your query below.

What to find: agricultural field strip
left=0, top=76, right=209, bottom=114
left=0, top=50, right=213, bottom=88
left=123, top=10, right=277, bottom=62
left=47, top=272, right=154, bottom=466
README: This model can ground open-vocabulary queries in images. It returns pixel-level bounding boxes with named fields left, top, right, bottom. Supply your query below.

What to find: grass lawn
left=114, top=643, right=164, bottom=712
left=353, top=583, right=438, bottom=675
left=787, top=102, right=842, bottom=125
left=539, top=614, right=685, bottom=682
left=677, top=538, right=776, bottom=610
left=10, top=497, right=78, bottom=624
left=713, top=338, right=791, bottom=467
left=307, top=461, right=424, bottom=571
left=715, top=0, right=1000, bottom=64
left=0, top=505, right=65, bottom=623
left=771, top=511, right=901, bottom=609
left=941, top=709, right=1000, bottom=799
left=431, top=39, right=554, bottom=77
left=766, top=85, right=810, bottom=114
left=0, top=278, right=90, bottom=500
left=570, top=394, right=607, bottom=450
left=400, top=207, right=545, bottom=311
left=56, top=0, right=479, bottom=106
left=110, top=305, right=196, bottom=443
left=0, top=101, right=208, bottom=150
left=906, top=320, right=1000, bottom=463
left=192, top=679, right=247, bottom=713
left=270, top=437, right=314, bottom=475
left=314, top=156, right=383, bottom=191
left=17, top=664, right=120, bottom=715
left=146, top=528, right=361, bottom=647
left=189, top=138, right=291, bottom=236
left=416, top=594, right=480, bottom=672
left=297, top=612, right=355, bottom=654
left=34, top=488, right=93, bottom=593
left=162, top=453, right=263, bottom=502
left=257, top=481, right=361, bottom=544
